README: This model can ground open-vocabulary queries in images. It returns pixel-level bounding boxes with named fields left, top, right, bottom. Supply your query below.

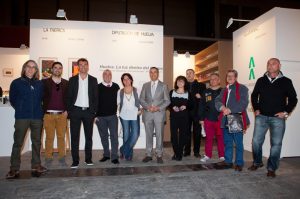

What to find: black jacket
left=198, top=87, right=222, bottom=122
left=251, top=72, right=297, bottom=116
left=66, top=74, right=98, bottom=115
left=187, top=80, right=206, bottom=119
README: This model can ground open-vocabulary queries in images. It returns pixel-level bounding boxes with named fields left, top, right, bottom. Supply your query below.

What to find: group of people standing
left=6, top=57, right=297, bottom=180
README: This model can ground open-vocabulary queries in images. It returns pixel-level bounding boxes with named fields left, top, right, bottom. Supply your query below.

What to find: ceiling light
left=129, top=15, right=138, bottom=24
left=226, top=18, right=251, bottom=28
left=56, top=9, right=68, bottom=20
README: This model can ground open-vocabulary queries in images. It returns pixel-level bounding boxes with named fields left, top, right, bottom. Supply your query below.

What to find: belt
left=74, top=106, right=89, bottom=110
left=46, top=112, right=63, bottom=115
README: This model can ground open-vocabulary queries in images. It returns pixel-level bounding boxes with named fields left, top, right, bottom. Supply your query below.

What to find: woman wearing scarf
left=215, top=69, right=250, bottom=171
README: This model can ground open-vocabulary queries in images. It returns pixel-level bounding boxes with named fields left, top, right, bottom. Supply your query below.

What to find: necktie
left=151, top=82, right=156, bottom=97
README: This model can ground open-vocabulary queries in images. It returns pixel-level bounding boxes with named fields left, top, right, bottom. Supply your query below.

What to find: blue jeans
left=120, top=116, right=140, bottom=160
left=252, top=115, right=285, bottom=171
left=223, top=128, right=244, bottom=166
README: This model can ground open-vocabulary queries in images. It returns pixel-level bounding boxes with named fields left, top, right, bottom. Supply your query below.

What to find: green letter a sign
left=249, top=57, right=255, bottom=80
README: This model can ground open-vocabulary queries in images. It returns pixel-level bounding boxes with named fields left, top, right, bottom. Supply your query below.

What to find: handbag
left=226, top=113, right=243, bottom=133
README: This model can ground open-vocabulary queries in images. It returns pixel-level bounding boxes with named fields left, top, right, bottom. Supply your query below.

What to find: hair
left=268, top=58, right=281, bottom=64
left=210, top=73, right=220, bottom=78
left=103, top=69, right=112, bottom=74
left=227, top=69, right=238, bottom=78
left=21, top=60, right=39, bottom=80
left=121, top=73, right=133, bottom=86
left=150, top=67, right=159, bottom=73
left=174, top=75, right=188, bottom=92
left=186, top=69, right=195, bottom=74
left=77, top=58, right=89, bottom=65
left=51, top=61, right=63, bottom=69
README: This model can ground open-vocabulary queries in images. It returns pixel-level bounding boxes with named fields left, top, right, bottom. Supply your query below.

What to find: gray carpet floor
left=0, top=147, right=300, bottom=199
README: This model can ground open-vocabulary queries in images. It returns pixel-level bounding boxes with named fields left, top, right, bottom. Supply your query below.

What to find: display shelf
left=194, top=41, right=232, bottom=87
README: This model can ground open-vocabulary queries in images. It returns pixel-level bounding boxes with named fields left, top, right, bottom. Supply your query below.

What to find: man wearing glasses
left=42, top=62, right=69, bottom=167
left=6, top=60, right=47, bottom=179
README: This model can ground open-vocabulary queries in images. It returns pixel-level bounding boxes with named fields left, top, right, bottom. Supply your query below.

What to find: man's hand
left=255, top=110, right=260, bottom=116
left=63, top=111, right=68, bottom=117
left=275, top=112, right=287, bottom=119
left=195, top=93, right=201, bottom=99
left=148, top=105, right=160, bottom=112
left=221, top=106, right=231, bottom=115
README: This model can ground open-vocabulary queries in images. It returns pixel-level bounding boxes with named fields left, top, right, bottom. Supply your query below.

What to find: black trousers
left=184, top=115, right=202, bottom=155
left=170, top=116, right=189, bottom=158
left=69, top=108, right=95, bottom=164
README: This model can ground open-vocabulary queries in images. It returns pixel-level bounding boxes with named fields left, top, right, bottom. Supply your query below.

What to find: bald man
left=249, top=58, right=298, bottom=177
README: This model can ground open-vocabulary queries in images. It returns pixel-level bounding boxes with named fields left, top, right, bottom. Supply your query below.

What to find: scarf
left=219, top=81, right=247, bottom=131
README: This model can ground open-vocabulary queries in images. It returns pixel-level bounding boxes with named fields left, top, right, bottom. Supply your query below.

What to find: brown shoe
left=234, top=165, right=243, bottom=172
left=216, top=161, right=233, bottom=169
left=32, top=165, right=48, bottom=173
left=6, top=170, right=20, bottom=179
left=157, top=157, right=164, bottom=164
left=248, top=164, right=264, bottom=171
left=267, top=170, right=276, bottom=178
left=142, top=156, right=153, bottom=163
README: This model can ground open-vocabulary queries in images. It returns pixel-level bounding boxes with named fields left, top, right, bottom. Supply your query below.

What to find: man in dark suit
left=67, top=58, right=98, bottom=169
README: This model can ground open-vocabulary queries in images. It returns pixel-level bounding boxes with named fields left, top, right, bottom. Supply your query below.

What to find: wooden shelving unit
left=194, top=41, right=233, bottom=87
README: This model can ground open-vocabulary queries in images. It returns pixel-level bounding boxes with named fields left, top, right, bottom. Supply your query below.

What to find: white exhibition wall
left=173, top=54, right=195, bottom=82
left=0, top=48, right=29, bottom=91
left=29, top=19, right=163, bottom=151
left=233, top=7, right=300, bottom=157
left=0, top=48, right=30, bottom=156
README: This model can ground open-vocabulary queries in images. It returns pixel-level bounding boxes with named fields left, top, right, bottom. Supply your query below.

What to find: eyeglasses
left=56, top=83, right=60, bottom=91
left=26, top=65, right=36, bottom=69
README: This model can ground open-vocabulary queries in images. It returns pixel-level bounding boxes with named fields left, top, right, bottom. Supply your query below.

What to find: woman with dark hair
left=117, top=73, right=141, bottom=161
left=169, top=75, right=192, bottom=161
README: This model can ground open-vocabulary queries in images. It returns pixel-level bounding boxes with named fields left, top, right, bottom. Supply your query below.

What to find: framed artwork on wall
left=2, top=68, right=13, bottom=77
left=39, top=57, right=57, bottom=79
left=68, top=58, right=79, bottom=77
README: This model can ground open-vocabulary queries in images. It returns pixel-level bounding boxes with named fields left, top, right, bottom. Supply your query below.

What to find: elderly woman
left=215, top=69, right=250, bottom=171
left=117, top=73, right=141, bottom=161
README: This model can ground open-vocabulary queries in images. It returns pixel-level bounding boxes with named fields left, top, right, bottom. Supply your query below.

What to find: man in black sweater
left=248, top=58, right=298, bottom=177
left=96, top=69, right=120, bottom=164
left=184, top=69, right=206, bottom=157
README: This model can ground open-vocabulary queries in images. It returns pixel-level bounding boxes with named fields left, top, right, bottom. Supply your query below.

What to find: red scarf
left=218, top=81, right=247, bottom=131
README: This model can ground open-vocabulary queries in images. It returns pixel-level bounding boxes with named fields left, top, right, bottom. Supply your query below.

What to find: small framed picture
left=3, top=68, right=13, bottom=77
left=39, top=57, right=57, bottom=79
left=68, top=58, right=79, bottom=77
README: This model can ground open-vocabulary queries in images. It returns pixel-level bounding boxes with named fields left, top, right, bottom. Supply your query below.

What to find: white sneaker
left=219, top=157, right=225, bottom=161
left=200, top=155, right=210, bottom=162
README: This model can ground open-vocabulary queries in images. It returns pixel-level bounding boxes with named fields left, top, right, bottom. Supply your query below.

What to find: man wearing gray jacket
left=140, top=67, right=170, bottom=164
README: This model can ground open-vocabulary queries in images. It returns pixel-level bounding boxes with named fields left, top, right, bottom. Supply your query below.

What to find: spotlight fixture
left=19, top=44, right=28, bottom=50
left=185, top=51, right=190, bottom=58
left=129, top=15, right=138, bottom=24
left=226, top=17, right=251, bottom=28
left=56, top=9, right=68, bottom=20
